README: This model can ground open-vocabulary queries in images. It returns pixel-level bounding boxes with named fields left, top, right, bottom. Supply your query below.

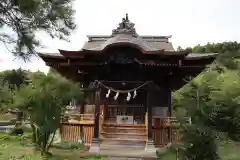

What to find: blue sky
left=0, top=0, right=239, bottom=73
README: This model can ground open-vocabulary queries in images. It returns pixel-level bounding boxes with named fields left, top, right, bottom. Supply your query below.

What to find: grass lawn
left=218, top=141, right=240, bottom=160
left=0, top=132, right=240, bottom=160
left=0, top=132, right=101, bottom=160
left=164, top=142, right=240, bottom=160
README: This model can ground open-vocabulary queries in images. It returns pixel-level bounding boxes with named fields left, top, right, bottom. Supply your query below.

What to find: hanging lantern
left=126, top=92, right=131, bottom=101
left=133, top=90, right=137, bottom=98
left=106, top=89, right=111, bottom=98
left=114, top=92, right=119, bottom=100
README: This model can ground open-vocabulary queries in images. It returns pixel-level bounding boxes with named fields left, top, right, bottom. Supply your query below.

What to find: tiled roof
left=38, top=52, right=63, bottom=57
left=82, top=34, right=174, bottom=52
left=185, top=53, right=218, bottom=60
left=82, top=14, right=175, bottom=52
left=38, top=15, right=217, bottom=59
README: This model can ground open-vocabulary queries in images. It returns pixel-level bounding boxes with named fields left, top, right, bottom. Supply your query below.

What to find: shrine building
left=38, top=14, right=217, bottom=157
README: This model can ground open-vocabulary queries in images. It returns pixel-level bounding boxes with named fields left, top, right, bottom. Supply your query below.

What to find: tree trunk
left=31, top=124, right=41, bottom=149
left=46, top=130, right=56, bottom=152
left=31, top=124, right=36, bottom=143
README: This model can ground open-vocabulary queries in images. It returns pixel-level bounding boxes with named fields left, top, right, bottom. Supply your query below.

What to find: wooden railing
left=61, top=113, right=94, bottom=124
left=152, top=117, right=191, bottom=127
left=60, top=123, right=94, bottom=146
left=60, top=115, right=192, bottom=147
left=152, top=117, right=191, bottom=146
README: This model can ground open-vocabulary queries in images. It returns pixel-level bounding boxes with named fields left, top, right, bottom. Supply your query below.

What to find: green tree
left=0, top=69, right=28, bottom=89
left=0, top=0, right=76, bottom=59
left=188, top=42, right=240, bottom=70
left=180, top=125, right=219, bottom=160
left=175, top=72, right=220, bottom=159
left=0, top=69, right=30, bottom=122
left=173, top=42, right=240, bottom=159
left=175, top=70, right=240, bottom=159
left=12, top=72, right=83, bottom=155
left=0, top=80, right=12, bottom=113
left=206, top=71, right=240, bottom=141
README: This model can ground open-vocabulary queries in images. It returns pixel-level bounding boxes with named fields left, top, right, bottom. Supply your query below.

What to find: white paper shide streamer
left=114, top=92, right=119, bottom=100
left=106, top=89, right=111, bottom=98
left=97, top=80, right=151, bottom=101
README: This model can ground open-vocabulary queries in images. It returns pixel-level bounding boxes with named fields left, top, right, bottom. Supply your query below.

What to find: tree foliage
left=174, top=42, right=240, bottom=159
left=0, top=80, right=12, bottom=113
left=11, top=71, right=83, bottom=154
left=184, top=41, right=240, bottom=70
left=0, top=0, right=76, bottom=59
left=0, top=69, right=28, bottom=89
left=180, top=125, right=219, bottom=160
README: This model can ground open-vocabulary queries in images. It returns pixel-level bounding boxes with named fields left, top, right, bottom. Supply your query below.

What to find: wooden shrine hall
left=38, top=14, right=217, bottom=157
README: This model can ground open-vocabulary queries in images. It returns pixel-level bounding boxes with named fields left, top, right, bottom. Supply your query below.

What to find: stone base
left=89, top=138, right=100, bottom=154
left=145, top=139, right=156, bottom=153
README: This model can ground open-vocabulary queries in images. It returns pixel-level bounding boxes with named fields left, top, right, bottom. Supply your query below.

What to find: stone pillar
left=89, top=90, right=100, bottom=154
left=145, top=90, right=156, bottom=152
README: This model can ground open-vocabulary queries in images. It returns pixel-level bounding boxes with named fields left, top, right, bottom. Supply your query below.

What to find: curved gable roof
left=82, top=34, right=175, bottom=52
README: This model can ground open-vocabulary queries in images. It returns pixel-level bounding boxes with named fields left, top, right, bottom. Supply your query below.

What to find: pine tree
left=0, top=0, right=76, bottom=59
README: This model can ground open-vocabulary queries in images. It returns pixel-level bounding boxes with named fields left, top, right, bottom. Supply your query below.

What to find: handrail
left=64, top=113, right=93, bottom=116
left=79, top=114, right=95, bottom=121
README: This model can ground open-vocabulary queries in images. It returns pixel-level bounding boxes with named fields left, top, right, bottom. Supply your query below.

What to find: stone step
left=102, top=126, right=146, bottom=134
left=102, top=157, right=146, bottom=160
left=100, top=143, right=145, bottom=149
left=99, top=149, right=157, bottom=159
left=101, top=132, right=147, bottom=140
left=101, top=137, right=146, bottom=146
left=102, top=157, right=145, bottom=160
left=103, top=123, right=146, bottom=128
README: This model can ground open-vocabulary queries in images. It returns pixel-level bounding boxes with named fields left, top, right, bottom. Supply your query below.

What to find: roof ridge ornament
left=112, top=13, right=138, bottom=37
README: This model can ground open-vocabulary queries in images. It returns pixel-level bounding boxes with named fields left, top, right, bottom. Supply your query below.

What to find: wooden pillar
left=89, top=89, right=100, bottom=154
left=80, top=90, right=86, bottom=141
left=104, top=102, right=108, bottom=120
left=145, top=87, right=156, bottom=152
left=144, top=90, right=147, bottom=113
left=167, top=89, right=172, bottom=143
left=147, top=91, right=153, bottom=140
left=93, top=90, right=100, bottom=140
